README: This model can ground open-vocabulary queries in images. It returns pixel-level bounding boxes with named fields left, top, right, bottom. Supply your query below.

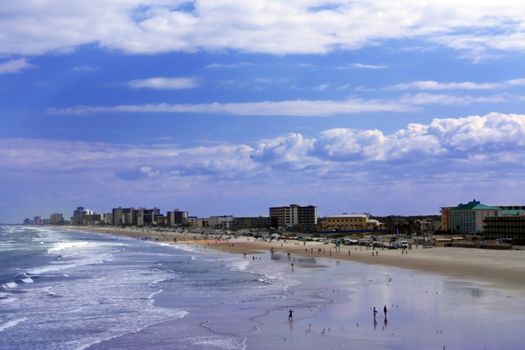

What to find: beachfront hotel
left=446, top=200, right=500, bottom=234
left=269, top=204, right=317, bottom=229
left=166, top=209, right=188, bottom=226
left=442, top=200, right=525, bottom=243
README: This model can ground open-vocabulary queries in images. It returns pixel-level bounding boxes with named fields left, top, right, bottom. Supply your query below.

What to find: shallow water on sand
left=1, top=226, right=524, bottom=350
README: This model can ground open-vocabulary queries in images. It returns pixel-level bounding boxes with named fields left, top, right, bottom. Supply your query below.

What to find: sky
left=2, top=1, right=525, bottom=222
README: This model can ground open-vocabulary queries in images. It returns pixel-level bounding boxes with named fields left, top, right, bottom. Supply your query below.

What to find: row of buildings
left=26, top=204, right=385, bottom=233
left=441, top=200, right=525, bottom=243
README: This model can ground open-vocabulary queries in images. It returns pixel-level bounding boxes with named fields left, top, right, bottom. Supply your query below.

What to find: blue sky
left=2, top=1, right=525, bottom=222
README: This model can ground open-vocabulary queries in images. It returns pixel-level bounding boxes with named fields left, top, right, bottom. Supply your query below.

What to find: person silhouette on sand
left=384, top=305, right=388, bottom=317
left=288, top=309, right=294, bottom=320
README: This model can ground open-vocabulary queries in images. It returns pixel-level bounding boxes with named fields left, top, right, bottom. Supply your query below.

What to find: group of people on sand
left=373, top=305, right=389, bottom=329
left=373, top=305, right=388, bottom=319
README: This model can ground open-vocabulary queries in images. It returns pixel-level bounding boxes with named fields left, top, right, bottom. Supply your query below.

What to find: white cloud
left=349, top=63, right=388, bottom=70
left=0, top=58, right=34, bottom=74
left=48, top=92, right=512, bottom=117
left=205, top=62, right=252, bottom=69
left=391, top=80, right=502, bottom=91
left=311, top=112, right=525, bottom=164
left=3, top=1, right=525, bottom=57
left=48, top=98, right=415, bottom=117
left=4, top=112, right=525, bottom=177
left=128, top=76, right=200, bottom=90
left=401, top=93, right=507, bottom=105
left=72, top=65, right=99, bottom=72
left=313, top=84, right=330, bottom=91
left=3, top=112, right=525, bottom=220
left=389, top=78, right=525, bottom=91
left=251, top=133, right=317, bottom=169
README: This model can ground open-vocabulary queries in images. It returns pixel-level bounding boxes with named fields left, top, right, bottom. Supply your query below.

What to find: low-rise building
left=483, top=211, right=525, bottom=243
left=319, top=213, right=383, bottom=232
left=208, top=215, right=234, bottom=229
left=187, top=216, right=209, bottom=228
left=232, top=216, right=270, bottom=230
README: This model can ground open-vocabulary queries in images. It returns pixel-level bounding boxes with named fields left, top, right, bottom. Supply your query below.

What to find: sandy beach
left=72, top=226, right=525, bottom=293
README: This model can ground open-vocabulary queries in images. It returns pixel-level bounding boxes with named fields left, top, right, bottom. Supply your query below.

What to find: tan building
left=319, top=213, right=383, bottom=231
left=440, top=207, right=450, bottom=231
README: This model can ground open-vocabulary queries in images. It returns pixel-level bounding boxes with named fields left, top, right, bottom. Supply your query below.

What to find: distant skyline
left=2, top=1, right=525, bottom=222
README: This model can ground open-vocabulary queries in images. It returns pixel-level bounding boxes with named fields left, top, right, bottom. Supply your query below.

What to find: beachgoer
left=288, top=309, right=294, bottom=320
left=373, top=307, right=378, bottom=318
left=384, top=305, right=387, bottom=316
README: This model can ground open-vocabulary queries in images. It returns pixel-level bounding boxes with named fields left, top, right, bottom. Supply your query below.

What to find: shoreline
left=67, top=225, right=525, bottom=294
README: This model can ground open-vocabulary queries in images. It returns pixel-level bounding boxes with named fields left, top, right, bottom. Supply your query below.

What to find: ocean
left=1, top=226, right=524, bottom=350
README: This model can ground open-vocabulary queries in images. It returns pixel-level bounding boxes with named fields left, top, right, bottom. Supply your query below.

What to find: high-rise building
left=167, top=209, right=188, bottom=226
left=49, top=213, right=64, bottom=225
left=71, top=207, right=93, bottom=225
left=269, top=204, right=317, bottom=228
left=135, top=208, right=160, bottom=226
left=112, top=207, right=135, bottom=226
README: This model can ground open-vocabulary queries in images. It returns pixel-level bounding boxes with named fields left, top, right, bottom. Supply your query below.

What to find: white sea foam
left=29, top=250, right=114, bottom=275
left=2, top=282, right=18, bottom=289
left=0, top=292, right=15, bottom=304
left=0, top=317, right=27, bottom=332
left=21, top=277, right=34, bottom=284
left=48, top=241, right=92, bottom=253
left=230, top=259, right=250, bottom=271
left=189, top=335, right=246, bottom=350
left=170, top=244, right=198, bottom=253
left=29, top=264, right=78, bottom=274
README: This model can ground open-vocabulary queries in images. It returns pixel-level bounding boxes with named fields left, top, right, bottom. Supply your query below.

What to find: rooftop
left=325, top=213, right=369, bottom=218
left=451, top=200, right=500, bottom=211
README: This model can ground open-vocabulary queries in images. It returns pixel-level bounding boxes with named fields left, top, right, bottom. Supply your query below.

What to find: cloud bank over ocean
left=1, top=112, right=524, bottom=217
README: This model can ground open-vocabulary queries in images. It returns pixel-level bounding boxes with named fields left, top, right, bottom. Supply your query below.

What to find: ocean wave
left=0, top=292, right=15, bottom=304
left=21, top=277, right=34, bottom=284
left=170, top=244, right=198, bottom=253
left=230, top=259, right=250, bottom=271
left=0, top=317, right=27, bottom=332
left=2, top=282, right=18, bottom=289
left=29, top=264, right=78, bottom=275
left=47, top=241, right=93, bottom=253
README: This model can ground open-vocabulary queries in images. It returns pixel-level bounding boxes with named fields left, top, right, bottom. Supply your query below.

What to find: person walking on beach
left=383, top=305, right=388, bottom=317
left=373, top=307, right=377, bottom=319
left=288, top=309, right=294, bottom=320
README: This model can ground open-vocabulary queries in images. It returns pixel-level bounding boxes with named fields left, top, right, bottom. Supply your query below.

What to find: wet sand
left=71, top=226, right=525, bottom=293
